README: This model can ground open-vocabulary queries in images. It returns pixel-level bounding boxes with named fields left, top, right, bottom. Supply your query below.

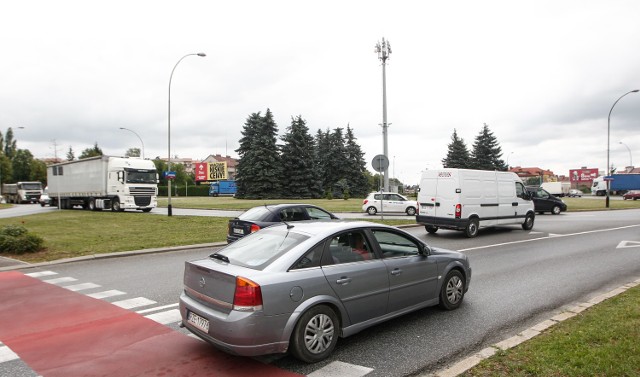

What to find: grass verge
left=461, top=284, right=640, bottom=377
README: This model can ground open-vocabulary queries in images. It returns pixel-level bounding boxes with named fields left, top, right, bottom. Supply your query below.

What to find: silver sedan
left=179, top=221, right=471, bottom=363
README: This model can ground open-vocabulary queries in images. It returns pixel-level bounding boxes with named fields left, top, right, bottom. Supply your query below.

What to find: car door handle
left=336, top=277, right=352, bottom=285
left=390, top=268, right=402, bottom=276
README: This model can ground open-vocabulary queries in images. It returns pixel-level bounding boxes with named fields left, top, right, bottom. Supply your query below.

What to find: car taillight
left=417, top=203, right=420, bottom=215
left=455, top=204, right=462, bottom=219
left=250, top=224, right=261, bottom=233
left=233, top=276, right=263, bottom=311
left=363, top=199, right=369, bottom=205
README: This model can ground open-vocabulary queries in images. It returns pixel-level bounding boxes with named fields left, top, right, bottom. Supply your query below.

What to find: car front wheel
left=551, top=205, right=561, bottom=215
left=366, top=206, right=377, bottom=215
left=439, top=270, right=465, bottom=310
left=290, top=305, right=339, bottom=363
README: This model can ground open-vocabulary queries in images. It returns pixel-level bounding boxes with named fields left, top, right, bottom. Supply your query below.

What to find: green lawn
left=462, top=284, right=640, bottom=376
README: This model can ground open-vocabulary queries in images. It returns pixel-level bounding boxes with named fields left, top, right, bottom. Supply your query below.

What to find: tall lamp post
left=606, top=89, right=638, bottom=208
left=506, top=151, right=514, bottom=169
left=619, top=141, right=632, bottom=167
left=167, top=52, right=206, bottom=216
left=375, top=38, right=391, bottom=192
left=119, top=127, right=145, bottom=159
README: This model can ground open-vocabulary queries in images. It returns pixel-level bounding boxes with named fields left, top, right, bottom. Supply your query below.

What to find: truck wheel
left=142, top=208, right=152, bottom=213
left=112, top=199, right=124, bottom=212
left=89, top=198, right=98, bottom=211
left=465, top=218, right=479, bottom=238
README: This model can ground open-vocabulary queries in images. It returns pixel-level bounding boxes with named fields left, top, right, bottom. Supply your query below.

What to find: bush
left=0, top=225, right=44, bottom=254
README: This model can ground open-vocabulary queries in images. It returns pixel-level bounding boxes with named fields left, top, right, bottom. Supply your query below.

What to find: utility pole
left=375, top=38, right=391, bottom=192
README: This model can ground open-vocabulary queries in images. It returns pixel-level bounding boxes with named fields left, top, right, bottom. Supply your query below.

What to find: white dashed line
left=136, top=303, right=179, bottom=314
left=112, top=297, right=157, bottom=309
left=64, top=283, right=101, bottom=292
left=144, top=309, right=181, bottom=325
left=308, top=361, right=373, bottom=377
left=0, top=345, right=19, bottom=363
left=25, top=271, right=58, bottom=278
left=86, top=290, right=126, bottom=299
left=43, top=277, right=77, bottom=285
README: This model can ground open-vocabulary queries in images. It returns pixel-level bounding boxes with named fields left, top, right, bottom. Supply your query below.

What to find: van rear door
left=418, top=171, right=439, bottom=217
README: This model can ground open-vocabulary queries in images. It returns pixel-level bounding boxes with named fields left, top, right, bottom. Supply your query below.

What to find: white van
left=416, top=169, right=535, bottom=237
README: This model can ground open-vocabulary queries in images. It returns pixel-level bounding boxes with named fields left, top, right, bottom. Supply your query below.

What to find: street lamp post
left=506, top=152, right=514, bottom=170
left=119, top=127, right=145, bottom=159
left=619, top=141, right=632, bottom=167
left=375, top=38, right=391, bottom=192
left=167, top=52, right=206, bottom=217
left=606, top=89, right=638, bottom=208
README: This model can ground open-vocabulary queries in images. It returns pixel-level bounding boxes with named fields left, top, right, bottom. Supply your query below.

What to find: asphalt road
left=1, top=205, right=639, bottom=376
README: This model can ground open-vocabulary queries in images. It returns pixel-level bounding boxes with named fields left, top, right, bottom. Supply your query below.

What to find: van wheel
left=406, top=207, right=416, bottom=216
left=551, top=205, right=561, bottom=215
left=465, top=218, right=479, bottom=238
left=290, top=305, right=339, bottom=363
left=425, top=225, right=438, bottom=234
left=366, top=206, right=377, bottom=215
left=522, top=213, right=535, bottom=230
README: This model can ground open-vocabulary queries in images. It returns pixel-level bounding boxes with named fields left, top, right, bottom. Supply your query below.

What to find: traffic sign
left=371, top=154, right=389, bottom=172
left=164, top=171, right=176, bottom=180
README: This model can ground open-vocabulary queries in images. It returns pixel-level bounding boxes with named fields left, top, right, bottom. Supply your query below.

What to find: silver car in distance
left=179, top=221, right=471, bottom=363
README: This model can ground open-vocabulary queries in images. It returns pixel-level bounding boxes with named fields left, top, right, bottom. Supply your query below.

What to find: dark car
left=622, top=190, right=640, bottom=200
left=181, top=221, right=471, bottom=363
left=526, top=186, right=567, bottom=215
left=226, top=204, right=339, bottom=243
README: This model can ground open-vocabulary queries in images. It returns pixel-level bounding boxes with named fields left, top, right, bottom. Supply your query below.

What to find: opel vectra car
left=226, top=204, right=338, bottom=243
left=180, top=221, right=471, bottom=363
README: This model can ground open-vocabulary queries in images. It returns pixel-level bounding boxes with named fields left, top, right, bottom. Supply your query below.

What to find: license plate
left=233, top=228, right=244, bottom=235
left=187, top=311, right=210, bottom=333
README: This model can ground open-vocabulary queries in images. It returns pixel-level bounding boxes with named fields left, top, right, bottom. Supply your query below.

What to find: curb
left=0, top=242, right=228, bottom=272
left=423, top=277, right=640, bottom=377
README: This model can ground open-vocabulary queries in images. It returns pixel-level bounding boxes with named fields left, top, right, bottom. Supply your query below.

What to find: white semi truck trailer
left=47, top=156, right=158, bottom=212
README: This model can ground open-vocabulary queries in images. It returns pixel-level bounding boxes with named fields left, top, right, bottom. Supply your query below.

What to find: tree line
left=235, top=109, right=371, bottom=199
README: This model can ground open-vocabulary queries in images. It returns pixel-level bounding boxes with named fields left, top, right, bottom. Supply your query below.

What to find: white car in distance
left=362, top=192, right=417, bottom=216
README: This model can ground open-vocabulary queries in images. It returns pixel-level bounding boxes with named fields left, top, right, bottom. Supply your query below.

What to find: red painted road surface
left=0, top=271, right=302, bottom=377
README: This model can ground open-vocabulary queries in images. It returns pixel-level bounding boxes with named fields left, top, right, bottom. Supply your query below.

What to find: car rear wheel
left=425, top=225, right=438, bottom=234
left=464, top=218, right=479, bottom=238
left=406, top=206, right=416, bottom=216
left=366, top=206, right=377, bottom=215
left=551, top=205, right=561, bottom=215
left=290, top=305, right=339, bottom=363
left=439, top=270, right=465, bottom=310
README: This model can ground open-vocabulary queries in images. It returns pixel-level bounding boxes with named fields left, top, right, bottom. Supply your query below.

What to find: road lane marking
left=42, top=276, right=77, bottom=284
left=112, top=297, right=157, bottom=309
left=136, top=303, right=179, bottom=314
left=308, top=361, right=373, bottom=377
left=86, top=290, right=126, bottom=299
left=64, top=282, right=101, bottom=292
left=25, top=271, right=57, bottom=278
left=144, top=309, right=181, bottom=325
left=617, top=240, right=640, bottom=249
left=459, top=224, right=640, bottom=252
left=0, top=344, right=19, bottom=363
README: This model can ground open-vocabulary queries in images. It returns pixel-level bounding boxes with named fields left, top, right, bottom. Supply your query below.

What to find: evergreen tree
left=442, top=129, right=471, bottom=168
left=314, top=129, right=331, bottom=195
left=235, top=112, right=261, bottom=198
left=325, top=128, right=349, bottom=197
left=280, top=116, right=322, bottom=198
left=344, top=126, right=369, bottom=197
left=3, top=128, right=17, bottom=160
left=79, top=142, right=103, bottom=159
left=470, top=123, right=507, bottom=170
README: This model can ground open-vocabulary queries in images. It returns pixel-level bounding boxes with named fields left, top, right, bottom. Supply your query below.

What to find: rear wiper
left=210, top=253, right=229, bottom=263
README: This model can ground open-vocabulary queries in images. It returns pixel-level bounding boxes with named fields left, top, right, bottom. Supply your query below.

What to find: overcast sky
left=2, top=1, right=640, bottom=185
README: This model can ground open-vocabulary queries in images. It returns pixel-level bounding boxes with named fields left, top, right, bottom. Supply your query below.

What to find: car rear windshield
left=216, top=227, right=310, bottom=270
left=238, top=206, right=273, bottom=221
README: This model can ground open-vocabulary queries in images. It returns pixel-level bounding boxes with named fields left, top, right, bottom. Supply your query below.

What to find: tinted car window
left=279, top=207, right=307, bottom=221
left=290, top=242, right=324, bottom=270
left=217, top=228, right=309, bottom=270
left=238, top=206, right=273, bottom=221
left=371, top=229, right=420, bottom=258
left=328, top=231, right=375, bottom=264
left=306, top=207, right=333, bottom=219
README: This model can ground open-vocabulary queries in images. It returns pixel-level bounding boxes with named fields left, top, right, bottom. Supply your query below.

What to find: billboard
left=195, top=162, right=228, bottom=182
left=569, top=168, right=598, bottom=183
